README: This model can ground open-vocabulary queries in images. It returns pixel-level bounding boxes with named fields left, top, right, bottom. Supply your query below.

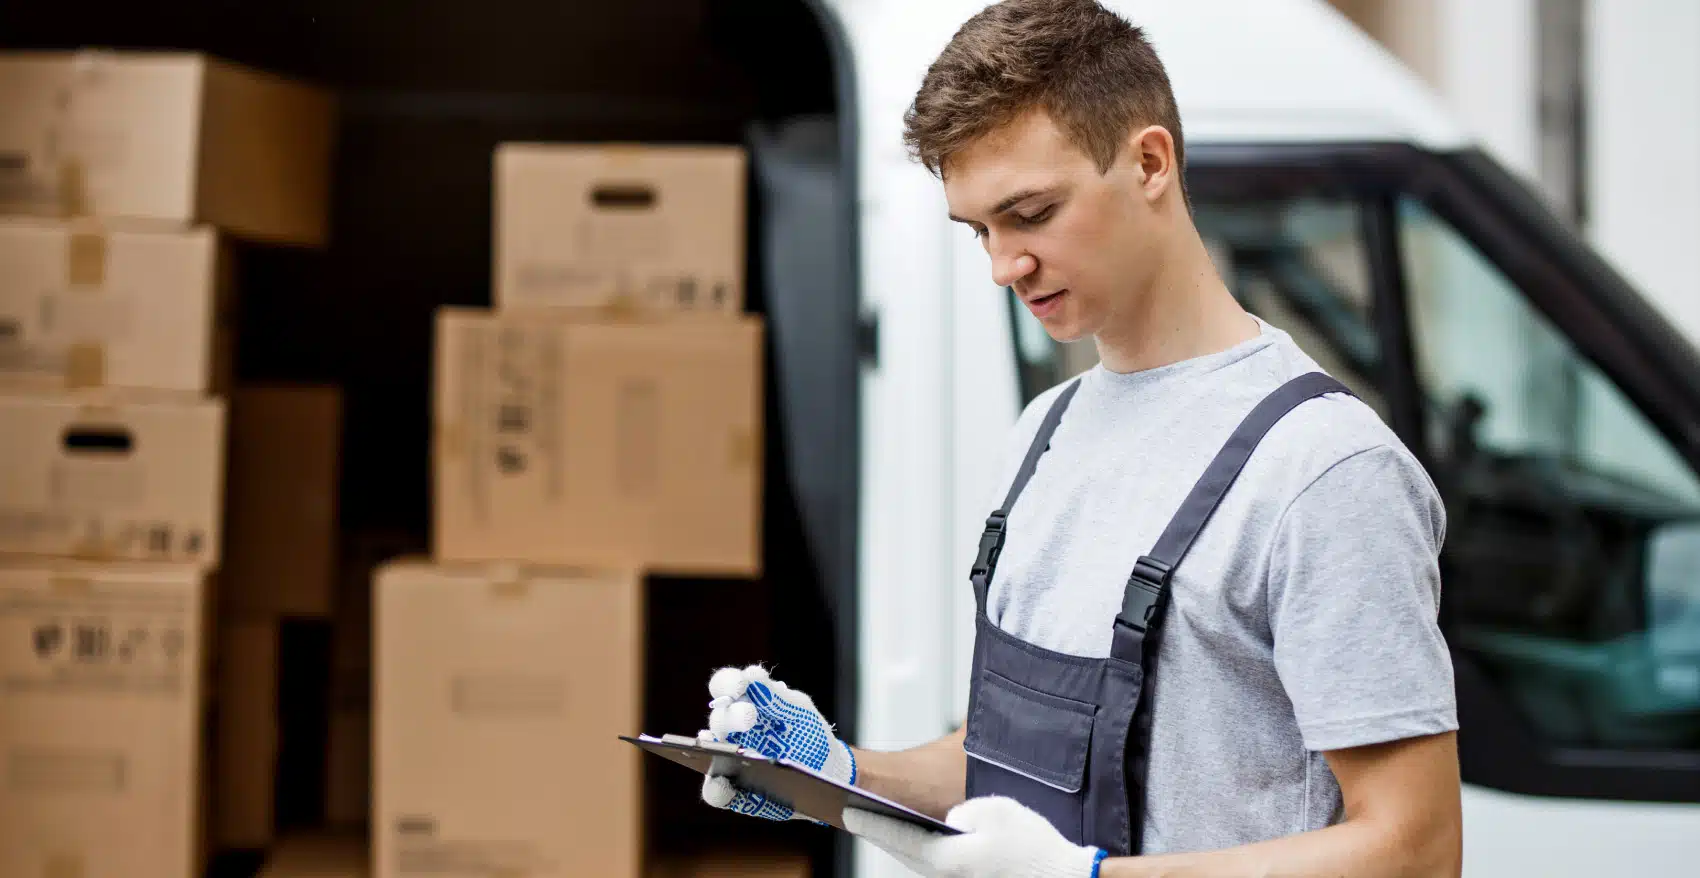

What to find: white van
left=793, top=1, right=1700, bottom=875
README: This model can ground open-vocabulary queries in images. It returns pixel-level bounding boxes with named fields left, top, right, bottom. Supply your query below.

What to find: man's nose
left=990, top=247, right=1038, bottom=289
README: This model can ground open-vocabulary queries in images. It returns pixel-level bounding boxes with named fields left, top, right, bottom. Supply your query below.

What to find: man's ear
left=1128, top=125, right=1177, bottom=203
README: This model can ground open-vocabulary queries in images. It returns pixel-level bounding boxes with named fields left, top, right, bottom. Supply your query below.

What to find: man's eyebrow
left=948, top=187, right=1057, bottom=225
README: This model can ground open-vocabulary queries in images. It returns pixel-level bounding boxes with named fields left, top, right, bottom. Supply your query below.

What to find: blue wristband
left=1089, top=848, right=1109, bottom=878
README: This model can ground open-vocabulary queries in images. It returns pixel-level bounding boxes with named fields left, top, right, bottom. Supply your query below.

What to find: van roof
left=833, top=0, right=1471, bottom=151
left=1134, top=0, right=1468, bottom=148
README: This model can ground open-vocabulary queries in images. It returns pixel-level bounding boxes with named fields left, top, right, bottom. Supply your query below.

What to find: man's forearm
left=1100, top=812, right=1461, bottom=878
left=850, top=726, right=967, bottom=820
left=1105, top=732, right=1461, bottom=878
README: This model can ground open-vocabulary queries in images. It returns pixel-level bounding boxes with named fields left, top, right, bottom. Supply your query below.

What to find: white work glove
left=844, top=796, right=1107, bottom=878
left=697, top=664, right=857, bottom=822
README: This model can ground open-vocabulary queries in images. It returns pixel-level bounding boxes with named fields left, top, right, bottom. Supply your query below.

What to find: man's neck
left=1093, top=230, right=1256, bottom=374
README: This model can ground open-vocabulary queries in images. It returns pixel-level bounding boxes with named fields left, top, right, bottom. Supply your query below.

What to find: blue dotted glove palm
left=698, top=664, right=857, bottom=822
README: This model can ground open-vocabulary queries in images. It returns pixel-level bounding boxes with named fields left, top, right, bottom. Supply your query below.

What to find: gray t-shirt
left=984, top=317, right=1457, bottom=855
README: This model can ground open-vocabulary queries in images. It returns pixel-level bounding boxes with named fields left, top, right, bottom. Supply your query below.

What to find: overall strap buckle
left=1118, top=556, right=1173, bottom=634
left=971, top=511, right=1009, bottom=581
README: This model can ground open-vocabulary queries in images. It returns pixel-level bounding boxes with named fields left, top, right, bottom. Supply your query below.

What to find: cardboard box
left=213, top=619, right=279, bottom=850
left=0, top=218, right=232, bottom=394
left=0, top=560, right=209, bottom=878
left=0, top=51, right=335, bottom=246
left=0, top=392, right=225, bottom=566
left=495, top=144, right=746, bottom=314
left=650, top=852, right=812, bottom=878
left=324, top=707, right=370, bottom=829
left=261, top=833, right=369, bottom=878
left=433, top=309, right=763, bottom=574
left=374, top=561, right=644, bottom=878
left=223, top=385, right=343, bottom=616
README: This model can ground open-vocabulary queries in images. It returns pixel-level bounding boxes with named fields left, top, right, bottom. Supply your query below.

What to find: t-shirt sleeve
left=1267, top=444, right=1459, bottom=752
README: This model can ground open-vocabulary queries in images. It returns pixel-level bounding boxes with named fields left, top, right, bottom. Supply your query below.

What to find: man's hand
left=697, top=664, right=856, bottom=822
left=845, top=796, right=1105, bottom=878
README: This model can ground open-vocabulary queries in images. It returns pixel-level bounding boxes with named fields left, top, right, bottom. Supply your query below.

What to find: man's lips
left=1024, top=289, right=1068, bottom=318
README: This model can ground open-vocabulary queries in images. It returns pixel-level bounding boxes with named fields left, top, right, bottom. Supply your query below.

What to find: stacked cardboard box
left=650, top=851, right=812, bottom=878
left=492, top=144, right=747, bottom=315
left=373, top=143, right=763, bottom=878
left=0, top=561, right=211, bottom=878
left=436, top=143, right=763, bottom=573
left=0, top=49, right=335, bottom=878
left=259, top=833, right=369, bottom=878
left=431, top=308, right=763, bottom=573
left=215, top=385, right=344, bottom=853
left=374, top=561, right=646, bottom=877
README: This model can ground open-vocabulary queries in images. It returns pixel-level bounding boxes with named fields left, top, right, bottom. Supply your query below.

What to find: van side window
left=1399, top=197, right=1700, bottom=752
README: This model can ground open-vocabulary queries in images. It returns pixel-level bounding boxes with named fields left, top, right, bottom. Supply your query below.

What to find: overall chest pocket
left=964, top=669, right=1094, bottom=842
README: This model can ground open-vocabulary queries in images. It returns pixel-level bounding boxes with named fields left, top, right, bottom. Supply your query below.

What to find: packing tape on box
left=71, top=48, right=120, bottom=77
left=596, top=289, right=651, bottom=323
left=64, top=344, right=107, bottom=389
left=74, top=401, right=121, bottom=419
left=50, top=575, right=93, bottom=595
left=56, top=159, right=90, bottom=218
left=487, top=562, right=527, bottom=598
left=729, top=429, right=758, bottom=469
left=67, top=229, right=108, bottom=286
left=592, top=144, right=659, bottom=167
left=45, top=852, right=86, bottom=878
left=437, top=422, right=466, bottom=458
left=69, top=536, right=120, bottom=562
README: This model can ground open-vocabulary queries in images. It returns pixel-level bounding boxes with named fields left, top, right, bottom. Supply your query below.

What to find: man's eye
left=970, top=226, right=988, bottom=240
left=1016, top=206, right=1055, bottom=226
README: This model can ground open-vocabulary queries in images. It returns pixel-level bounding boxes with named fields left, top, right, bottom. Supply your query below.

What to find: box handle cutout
left=62, top=425, right=133, bottom=455
left=591, top=184, right=657, bottom=210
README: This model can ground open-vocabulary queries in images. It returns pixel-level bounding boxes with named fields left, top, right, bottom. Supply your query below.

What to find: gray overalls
left=963, top=372, right=1352, bottom=855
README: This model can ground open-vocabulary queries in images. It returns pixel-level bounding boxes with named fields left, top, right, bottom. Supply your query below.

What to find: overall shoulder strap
left=971, top=378, right=1083, bottom=616
left=1111, top=372, right=1354, bottom=660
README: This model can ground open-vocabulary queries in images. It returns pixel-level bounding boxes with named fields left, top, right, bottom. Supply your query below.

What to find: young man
left=698, top=1, right=1463, bottom=875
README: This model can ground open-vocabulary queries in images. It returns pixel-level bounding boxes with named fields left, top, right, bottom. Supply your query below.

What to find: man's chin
left=1040, top=320, right=1090, bottom=344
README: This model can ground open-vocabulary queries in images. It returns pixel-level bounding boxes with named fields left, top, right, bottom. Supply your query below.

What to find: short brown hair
left=903, top=0, right=1184, bottom=183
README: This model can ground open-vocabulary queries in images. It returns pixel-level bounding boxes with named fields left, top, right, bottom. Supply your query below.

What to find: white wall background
left=1331, top=0, right=1537, bottom=177
left=1586, top=0, right=1700, bottom=340
left=1333, top=0, right=1700, bottom=344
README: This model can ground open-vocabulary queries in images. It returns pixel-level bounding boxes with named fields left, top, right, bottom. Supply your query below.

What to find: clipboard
left=621, top=734, right=960, bottom=835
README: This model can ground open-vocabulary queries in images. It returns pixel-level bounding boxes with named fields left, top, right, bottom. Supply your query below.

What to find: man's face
left=944, top=109, right=1163, bottom=343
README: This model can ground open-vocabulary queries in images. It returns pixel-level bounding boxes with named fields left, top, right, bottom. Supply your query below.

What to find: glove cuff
left=1033, top=844, right=1105, bottom=878
left=823, top=735, right=856, bottom=785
